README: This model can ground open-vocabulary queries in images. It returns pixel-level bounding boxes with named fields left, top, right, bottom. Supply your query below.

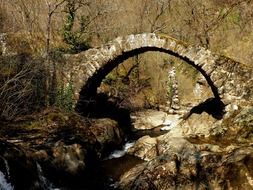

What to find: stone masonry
left=63, top=33, right=253, bottom=109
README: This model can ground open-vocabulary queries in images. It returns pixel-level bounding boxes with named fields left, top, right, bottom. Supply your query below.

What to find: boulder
left=127, top=136, right=158, bottom=161
left=0, top=109, right=123, bottom=189
left=118, top=106, right=253, bottom=190
left=119, top=138, right=253, bottom=190
left=90, top=118, right=122, bottom=149
left=52, top=141, right=86, bottom=175
left=131, top=109, right=182, bottom=130
left=181, top=112, right=219, bottom=138
left=131, top=110, right=168, bottom=130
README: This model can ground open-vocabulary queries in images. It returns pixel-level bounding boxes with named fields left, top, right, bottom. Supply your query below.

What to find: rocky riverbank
left=0, top=108, right=124, bottom=189
left=0, top=104, right=253, bottom=190
left=118, top=106, right=253, bottom=190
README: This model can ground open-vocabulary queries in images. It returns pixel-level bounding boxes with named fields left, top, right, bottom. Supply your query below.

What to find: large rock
left=220, top=106, right=253, bottom=143
left=181, top=112, right=220, bottom=138
left=118, top=106, right=253, bottom=190
left=127, top=136, right=158, bottom=161
left=119, top=139, right=253, bottom=190
left=0, top=109, right=123, bottom=189
left=91, top=118, right=122, bottom=147
left=52, top=141, right=86, bottom=175
left=127, top=111, right=216, bottom=161
left=131, top=110, right=182, bottom=130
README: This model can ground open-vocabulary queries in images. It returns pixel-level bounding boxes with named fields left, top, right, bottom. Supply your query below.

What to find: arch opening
left=76, top=47, right=224, bottom=116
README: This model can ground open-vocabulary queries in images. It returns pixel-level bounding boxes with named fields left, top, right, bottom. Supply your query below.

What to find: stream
left=0, top=134, right=164, bottom=190
left=0, top=158, right=13, bottom=190
left=84, top=123, right=172, bottom=190
left=0, top=171, right=13, bottom=190
left=0, top=111, right=179, bottom=190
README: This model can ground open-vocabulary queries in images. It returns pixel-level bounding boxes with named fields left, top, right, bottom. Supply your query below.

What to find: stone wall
left=63, top=33, right=253, bottom=109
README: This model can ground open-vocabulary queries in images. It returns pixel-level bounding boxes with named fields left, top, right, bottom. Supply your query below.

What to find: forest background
left=0, top=0, right=252, bottom=120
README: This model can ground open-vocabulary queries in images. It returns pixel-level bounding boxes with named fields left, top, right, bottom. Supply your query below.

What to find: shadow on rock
left=183, top=98, right=225, bottom=120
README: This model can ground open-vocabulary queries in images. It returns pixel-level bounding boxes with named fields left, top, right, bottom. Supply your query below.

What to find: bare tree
left=148, top=0, right=172, bottom=33
left=44, top=0, right=65, bottom=105
left=175, top=0, right=251, bottom=48
left=133, top=0, right=172, bottom=33
left=0, top=55, right=40, bottom=120
left=44, top=0, right=65, bottom=57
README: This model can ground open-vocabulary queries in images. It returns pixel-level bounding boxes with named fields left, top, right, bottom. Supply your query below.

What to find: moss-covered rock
left=0, top=108, right=123, bottom=188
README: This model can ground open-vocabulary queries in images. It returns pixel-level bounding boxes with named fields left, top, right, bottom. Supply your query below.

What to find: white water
left=107, top=141, right=135, bottom=159
left=36, top=163, right=60, bottom=190
left=0, top=159, right=59, bottom=190
left=160, top=114, right=182, bottom=131
left=0, top=171, right=14, bottom=190
left=3, top=159, right=10, bottom=180
left=0, top=159, right=14, bottom=190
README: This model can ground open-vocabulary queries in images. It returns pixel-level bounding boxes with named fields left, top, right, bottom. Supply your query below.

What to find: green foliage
left=166, top=79, right=173, bottom=99
left=130, top=65, right=139, bottom=81
left=49, top=48, right=65, bottom=61
left=103, top=72, right=120, bottom=86
left=79, top=15, right=87, bottom=33
left=61, top=1, right=90, bottom=53
left=55, top=82, right=74, bottom=112
left=32, top=66, right=47, bottom=109
left=0, top=50, right=76, bottom=120
left=225, top=9, right=241, bottom=24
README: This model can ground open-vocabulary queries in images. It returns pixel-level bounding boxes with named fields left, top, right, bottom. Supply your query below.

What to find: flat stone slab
left=131, top=109, right=182, bottom=130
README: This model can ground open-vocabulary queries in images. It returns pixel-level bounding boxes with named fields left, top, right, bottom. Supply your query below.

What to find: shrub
left=0, top=54, right=47, bottom=120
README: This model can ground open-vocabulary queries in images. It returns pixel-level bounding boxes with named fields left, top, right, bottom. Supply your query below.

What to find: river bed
left=0, top=110, right=179, bottom=190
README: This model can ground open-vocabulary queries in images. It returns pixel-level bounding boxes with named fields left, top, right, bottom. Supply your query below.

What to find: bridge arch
left=64, top=33, right=252, bottom=112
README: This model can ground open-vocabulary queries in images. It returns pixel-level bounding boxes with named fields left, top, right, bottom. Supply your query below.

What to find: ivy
left=61, top=1, right=90, bottom=53
left=56, top=82, right=74, bottom=112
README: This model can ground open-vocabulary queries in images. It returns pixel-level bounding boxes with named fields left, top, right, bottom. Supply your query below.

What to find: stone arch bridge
left=64, top=33, right=252, bottom=113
